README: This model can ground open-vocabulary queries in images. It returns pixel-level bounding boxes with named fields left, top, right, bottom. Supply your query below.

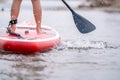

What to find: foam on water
left=53, top=39, right=120, bottom=52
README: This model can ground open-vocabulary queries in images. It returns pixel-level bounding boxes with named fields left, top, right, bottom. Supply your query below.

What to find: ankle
left=7, top=19, right=18, bottom=32
left=10, top=19, right=17, bottom=23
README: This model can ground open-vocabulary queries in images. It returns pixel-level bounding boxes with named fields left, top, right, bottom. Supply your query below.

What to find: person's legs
left=31, top=0, right=42, bottom=34
left=10, top=0, right=22, bottom=32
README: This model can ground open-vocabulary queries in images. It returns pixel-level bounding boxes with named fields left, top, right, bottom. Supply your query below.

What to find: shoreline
left=1, top=7, right=120, bottom=13
left=0, top=0, right=120, bottom=13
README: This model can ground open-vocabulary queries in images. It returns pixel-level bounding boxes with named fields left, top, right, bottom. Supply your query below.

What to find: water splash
left=55, top=39, right=119, bottom=51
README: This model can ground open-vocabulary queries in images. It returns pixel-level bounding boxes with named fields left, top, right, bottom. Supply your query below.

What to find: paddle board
left=0, top=20, right=60, bottom=52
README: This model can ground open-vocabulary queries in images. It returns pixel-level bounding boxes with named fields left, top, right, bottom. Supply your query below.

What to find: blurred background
left=1, top=0, right=120, bottom=11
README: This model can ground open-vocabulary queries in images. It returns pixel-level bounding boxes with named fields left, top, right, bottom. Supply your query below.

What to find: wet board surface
left=0, top=21, right=60, bottom=52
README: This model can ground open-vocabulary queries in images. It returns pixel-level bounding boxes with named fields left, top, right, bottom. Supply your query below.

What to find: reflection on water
left=0, top=38, right=120, bottom=79
left=0, top=54, right=47, bottom=79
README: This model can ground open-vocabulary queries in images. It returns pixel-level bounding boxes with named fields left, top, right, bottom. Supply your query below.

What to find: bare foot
left=36, top=27, right=41, bottom=34
left=11, top=24, right=16, bottom=32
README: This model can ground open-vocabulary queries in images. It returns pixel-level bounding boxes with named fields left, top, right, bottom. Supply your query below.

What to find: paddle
left=61, top=0, right=96, bottom=34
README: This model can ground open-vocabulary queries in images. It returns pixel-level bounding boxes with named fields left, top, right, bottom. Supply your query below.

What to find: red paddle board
left=0, top=21, right=60, bottom=52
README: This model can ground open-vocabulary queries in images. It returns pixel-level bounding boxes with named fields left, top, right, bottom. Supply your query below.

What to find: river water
left=0, top=0, right=120, bottom=80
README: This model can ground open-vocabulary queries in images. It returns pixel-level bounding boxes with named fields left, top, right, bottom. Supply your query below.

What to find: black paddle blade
left=72, top=12, right=96, bottom=33
left=62, top=0, right=96, bottom=34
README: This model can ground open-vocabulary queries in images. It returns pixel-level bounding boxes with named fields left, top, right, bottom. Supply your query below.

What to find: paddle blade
left=72, top=12, right=96, bottom=34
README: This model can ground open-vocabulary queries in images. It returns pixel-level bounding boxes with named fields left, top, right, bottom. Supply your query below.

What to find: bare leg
left=31, top=0, right=42, bottom=34
left=10, top=0, right=22, bottom=32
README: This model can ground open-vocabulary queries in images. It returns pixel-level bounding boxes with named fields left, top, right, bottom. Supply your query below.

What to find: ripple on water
left=54, top=39, right=120, bottom=52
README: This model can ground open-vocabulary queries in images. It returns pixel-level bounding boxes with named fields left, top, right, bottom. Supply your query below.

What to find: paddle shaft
left=61, top=0, right=74, bottom=13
